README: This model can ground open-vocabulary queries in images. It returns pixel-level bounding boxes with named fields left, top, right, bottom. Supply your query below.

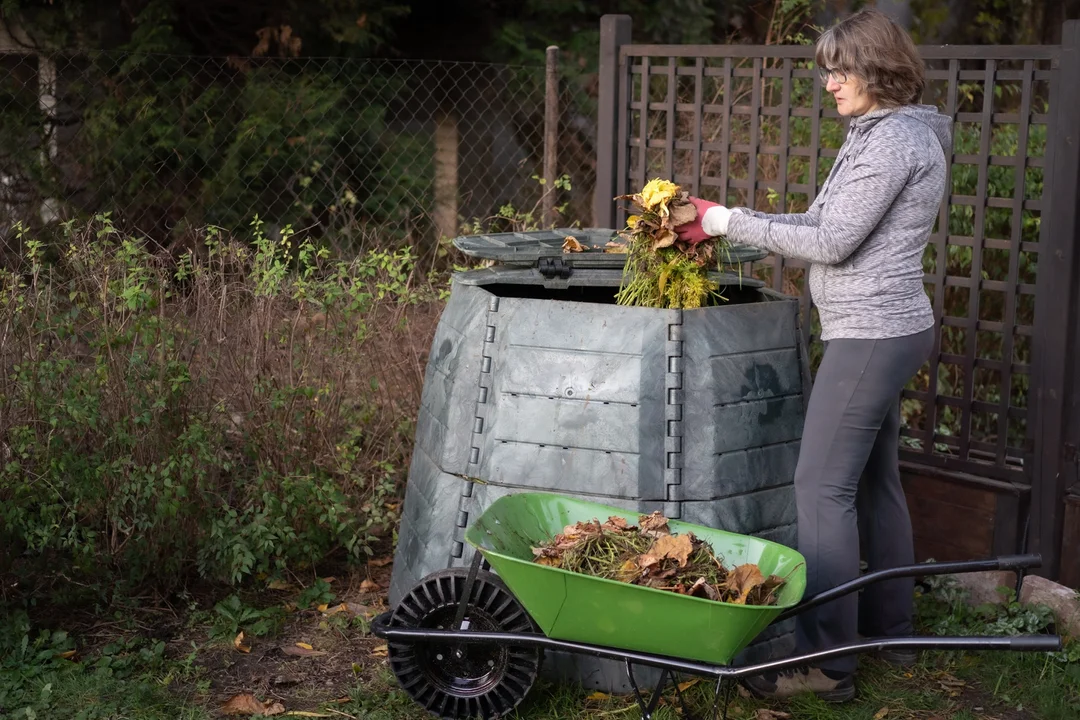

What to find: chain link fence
left=0, top=50, right=598, bottom=261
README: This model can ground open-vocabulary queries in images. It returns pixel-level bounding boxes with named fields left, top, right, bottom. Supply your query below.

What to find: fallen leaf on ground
left=368, top=556, right=393, bottom=567
left=268, top=579, right=293, bottom=591
left=873, top=708, right=889, bottom=719
left=754, top=710, right=790, bottom=720
left=676, top=678, right=700, bottom=692
left=221, top=694, right=286, bottom=716
left=283, top=713, right=332, bottom=718
left=234, top=632, right=251, bottom=653
left=283, top=645, right=327, bottom=657
left=359, top=579, right=380, bottom=593
left=371, top=643, right=388, bottom=657
left=54, top=650, right=77, bottom=660
left=585, top=691, right=610, bottom=701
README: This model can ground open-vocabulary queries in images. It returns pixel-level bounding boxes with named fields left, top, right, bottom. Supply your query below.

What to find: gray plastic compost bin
left=388, top=228, right=810, bottom=693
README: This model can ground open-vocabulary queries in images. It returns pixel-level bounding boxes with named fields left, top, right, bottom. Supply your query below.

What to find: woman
left=675, top=9, right=951, bottom=702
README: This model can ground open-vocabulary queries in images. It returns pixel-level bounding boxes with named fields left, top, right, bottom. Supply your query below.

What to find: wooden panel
left=1059, top=496, right=1080, bottom=589
left=900, top=467, right=1008, bottom=562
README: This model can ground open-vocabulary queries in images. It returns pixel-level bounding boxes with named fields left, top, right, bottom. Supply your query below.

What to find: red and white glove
left=675, top=197, right=733, bottom=243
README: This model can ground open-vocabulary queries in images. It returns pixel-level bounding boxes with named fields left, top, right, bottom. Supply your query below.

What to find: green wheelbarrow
left=371, top=491, right=1060, bottom=720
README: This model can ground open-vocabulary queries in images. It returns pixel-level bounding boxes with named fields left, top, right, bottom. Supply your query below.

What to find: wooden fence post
left=1030, top=19, right=1080, bottom=580
left=592, top=14, right=632, bottom=229
left=543, top=46, right=559, bottom=228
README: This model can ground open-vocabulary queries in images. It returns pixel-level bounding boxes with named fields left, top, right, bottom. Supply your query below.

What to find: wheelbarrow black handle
left=776, top=554, right=1043, bottom=623
left=1005, top=635, right=1063, bottom=652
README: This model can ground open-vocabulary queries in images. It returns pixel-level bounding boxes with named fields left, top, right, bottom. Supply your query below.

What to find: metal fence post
left=592, top=14, right=632, bottom=229
left=1030, top=19, right=1080, bottom=580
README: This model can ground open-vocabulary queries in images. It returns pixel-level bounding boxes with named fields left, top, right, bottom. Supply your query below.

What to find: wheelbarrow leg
left=625, top=660, right=670, bottom=719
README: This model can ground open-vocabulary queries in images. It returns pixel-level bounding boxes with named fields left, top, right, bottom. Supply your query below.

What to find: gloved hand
left=674, top=197, right=733, bottom=243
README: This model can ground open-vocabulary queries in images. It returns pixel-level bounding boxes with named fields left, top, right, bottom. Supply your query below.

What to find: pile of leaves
left=611, top=178, right=730, bottom=309
left=531, top=512, right=787, bottom=606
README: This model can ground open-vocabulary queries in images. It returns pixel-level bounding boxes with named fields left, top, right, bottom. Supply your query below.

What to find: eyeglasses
left=817, top=67, right=849, bottom=85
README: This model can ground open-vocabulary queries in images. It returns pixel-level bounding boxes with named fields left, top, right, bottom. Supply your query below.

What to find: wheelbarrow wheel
left=387, top=567, right=543, bottom=719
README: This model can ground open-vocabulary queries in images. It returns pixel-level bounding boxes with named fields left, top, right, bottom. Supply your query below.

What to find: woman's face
left=823, top=69, right=878, bottom=117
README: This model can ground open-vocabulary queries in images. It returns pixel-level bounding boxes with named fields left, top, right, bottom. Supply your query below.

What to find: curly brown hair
left=815, top=9, right=925, bottom=107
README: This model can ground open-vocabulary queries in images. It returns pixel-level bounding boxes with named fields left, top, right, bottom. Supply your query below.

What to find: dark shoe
left=741, top=667, right=856, bottom=702
left=877, top=648, right=918, bottom=667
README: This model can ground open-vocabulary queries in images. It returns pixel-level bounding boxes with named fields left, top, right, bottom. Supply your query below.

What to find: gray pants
left=794, top=327, right=934, bottom=674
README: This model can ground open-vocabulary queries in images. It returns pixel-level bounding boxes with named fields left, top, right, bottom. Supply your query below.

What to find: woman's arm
left=732, top=202, right=822, bottom=227
left=725, top=138, right=915, bottom=265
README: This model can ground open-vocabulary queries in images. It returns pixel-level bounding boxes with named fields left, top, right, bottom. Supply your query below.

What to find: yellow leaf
left=873, top=708, right=890, bottom=720
left=54, top=650, right=77, bottom=660
left=221, top=694, right=286, bottom=716
left=640, top=178, right=679, bottom=211
left=296, top=642, right=314, bottom=650
left=585, top=691, right=610, bottom=701
left=316, top=603, right=329, bottom=612
left=359, top=579, right=380, bottom=593
left=234, top=632, right=251, bottom=654
left=677, top=678, right=700, bottom=692
left=371, top=644, right=388, bottom=657
left=268, top=579, right=292, bottom=590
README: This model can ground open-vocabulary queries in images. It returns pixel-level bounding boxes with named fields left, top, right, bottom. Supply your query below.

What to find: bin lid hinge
left=537, top=256, right=572, bottom=279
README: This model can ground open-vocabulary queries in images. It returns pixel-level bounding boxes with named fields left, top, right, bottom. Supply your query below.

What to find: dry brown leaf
left=873, top=708, right=890, bottom=720
left=368, top=556, right=393, bottom=567
left=650, top=534, right=695, bottom=567
left=638, top=511, right=671, bottom=537
left=650, top=228, right=677, bottom=250
left=562, top=235, right=586, bottom=252
left=371, top=644, right=388, bottom=657
left=221, top=694, right=286, bottom=716
left=282, top=644, right=327, bottom=657
left=602, top=516, right=630, bottom=532
left=676, top=678, right=700, bottom=692
left=359, top=579, right=380, bottom=593
left=54, top=650, right=77, bottom=660
left=729, top=564, right=766, bottom=605
left=668, top=200, right=697, bottom=228
left=754, top=710, right=791, bottom=720
left=268, top=579, right=293, bottom=591
left=234, top=631, right=251, bottom=654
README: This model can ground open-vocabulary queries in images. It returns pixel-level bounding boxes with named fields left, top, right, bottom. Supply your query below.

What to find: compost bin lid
left=452, top=228, right=769, bottom=269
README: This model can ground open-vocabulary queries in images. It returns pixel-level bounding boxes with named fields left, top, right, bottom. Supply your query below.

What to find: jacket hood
left=852, top=104, right=953, bottom=159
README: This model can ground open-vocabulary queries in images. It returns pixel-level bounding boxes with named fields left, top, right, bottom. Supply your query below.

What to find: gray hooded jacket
left=726, top=104, right=953, bottom=341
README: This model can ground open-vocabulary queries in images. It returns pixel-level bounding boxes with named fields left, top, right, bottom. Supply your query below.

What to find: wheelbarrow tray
left=463, top=491, right=807, bottom=666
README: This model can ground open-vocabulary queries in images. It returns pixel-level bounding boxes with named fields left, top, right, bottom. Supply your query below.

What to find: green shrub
left=0, top=214, right=434, bottom=589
